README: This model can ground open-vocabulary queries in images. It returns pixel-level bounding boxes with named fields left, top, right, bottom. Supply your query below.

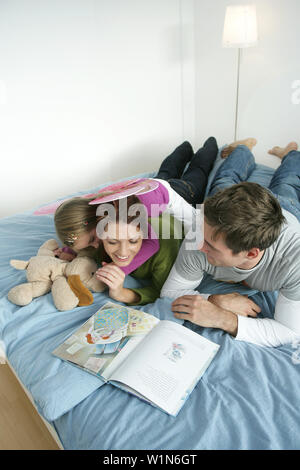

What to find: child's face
left=73, top=227, right=101, bottom=251
left=101, top=222, right=143, bottom=267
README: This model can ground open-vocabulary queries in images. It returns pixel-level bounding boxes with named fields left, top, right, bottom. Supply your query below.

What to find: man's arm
left=160, top=262, right=209, bottom=299
left=172, top=291, right=300, bottom=348
left=236, top=292, right=300, bottom=347
left=160, top=234, right=209, bottom=300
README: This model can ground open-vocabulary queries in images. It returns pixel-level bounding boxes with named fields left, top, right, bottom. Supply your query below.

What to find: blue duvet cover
left=0, top=154, right=299, bottom=450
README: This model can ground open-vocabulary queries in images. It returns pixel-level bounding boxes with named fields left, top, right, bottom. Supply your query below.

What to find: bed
left=1, top=151, right=300, bottom=450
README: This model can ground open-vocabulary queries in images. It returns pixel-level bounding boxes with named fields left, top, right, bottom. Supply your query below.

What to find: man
left=161, top=138, right=300, bottom=347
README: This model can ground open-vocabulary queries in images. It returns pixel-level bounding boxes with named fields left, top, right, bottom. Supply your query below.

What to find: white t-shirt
left=161, top=209, right=300, bottom=347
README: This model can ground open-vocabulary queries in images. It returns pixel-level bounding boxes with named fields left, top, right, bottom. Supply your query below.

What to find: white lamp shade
left=222, top=5, right=258, bottom=48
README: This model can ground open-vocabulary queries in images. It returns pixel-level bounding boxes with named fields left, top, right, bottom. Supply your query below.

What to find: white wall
left=2, top=0, right=300, bottom=218
left=0, top=0, right=195, bottom=218
left=194, top=0, right=300, bottom=167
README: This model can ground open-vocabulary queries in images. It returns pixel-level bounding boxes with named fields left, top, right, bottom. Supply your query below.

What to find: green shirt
left=129, top=215, right=183, bottom=305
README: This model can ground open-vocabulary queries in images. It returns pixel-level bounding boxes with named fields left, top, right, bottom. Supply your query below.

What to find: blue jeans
left=207, top=145, right=300, bottom=222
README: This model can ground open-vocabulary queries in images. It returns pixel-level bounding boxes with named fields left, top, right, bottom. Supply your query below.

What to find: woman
left=54, top=137, right=218, bottom=304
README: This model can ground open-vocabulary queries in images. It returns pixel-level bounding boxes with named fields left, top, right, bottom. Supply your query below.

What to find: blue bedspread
left=0, top=156, right=300, bottom=450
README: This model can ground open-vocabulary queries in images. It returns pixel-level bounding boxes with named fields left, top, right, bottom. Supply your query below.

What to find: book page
left=99, top=305, right=160, bottom=379
left=109, top=320, right=219, bottom=416
left=52, top=302, right=159, bottom=379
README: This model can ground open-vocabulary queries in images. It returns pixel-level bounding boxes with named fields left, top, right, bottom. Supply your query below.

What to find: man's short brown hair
left=204, top=182, right=286, bottom=254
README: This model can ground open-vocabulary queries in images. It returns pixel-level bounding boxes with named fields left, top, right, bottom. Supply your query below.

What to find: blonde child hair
left=54, top=197, right=98, bottom=247
left=54, top=194, right=143, bottom=248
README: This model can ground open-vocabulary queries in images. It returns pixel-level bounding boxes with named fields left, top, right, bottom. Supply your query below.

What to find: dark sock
left=180, top=136, right=219, bottom=204
left=184, top=137, right=218, bottom=175
left=156, top=141, right=194, bottom=180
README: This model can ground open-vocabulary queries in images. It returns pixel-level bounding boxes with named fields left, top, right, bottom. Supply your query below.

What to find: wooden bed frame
left=0, top=343, right=64, bottom=450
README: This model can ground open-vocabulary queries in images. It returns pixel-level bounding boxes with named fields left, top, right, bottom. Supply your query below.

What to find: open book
left=52, top=302, right=220, bottom=416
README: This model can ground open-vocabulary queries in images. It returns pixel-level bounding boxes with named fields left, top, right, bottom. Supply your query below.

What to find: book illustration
left=84, top=356, right=108, bottom=374
left=127, top=309, right=159, bottom=335
left=94, top=306, right=129, bottom=330
left=85, top=306, right=129, bottom=346
left=164, top=342, right=186, bottom=363
left=89, top=178, right=159, bottom=204
left=82, top=306, right=157, bottom=346
left=52, top=303, right=159, bottom=377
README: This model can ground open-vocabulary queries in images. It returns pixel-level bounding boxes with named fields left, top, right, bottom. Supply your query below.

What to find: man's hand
left=208, top=293, right=261, bottom=317
left=171, top=294, right=238, bottom=336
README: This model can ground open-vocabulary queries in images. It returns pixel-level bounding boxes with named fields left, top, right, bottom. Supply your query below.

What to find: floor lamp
left=222, top=5, right=258, bottom=141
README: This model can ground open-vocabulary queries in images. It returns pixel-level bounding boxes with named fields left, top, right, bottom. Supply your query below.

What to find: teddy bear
left=7, top=239, right=106, bottom=311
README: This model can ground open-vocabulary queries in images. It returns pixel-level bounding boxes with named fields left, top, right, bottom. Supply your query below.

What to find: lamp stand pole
left=234, top=47, right=241, bottom=141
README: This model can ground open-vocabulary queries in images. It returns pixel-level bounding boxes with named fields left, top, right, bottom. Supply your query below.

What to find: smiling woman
left=100, top=222, right=143, bottom=266
left=91, top=196, right=146, bottom=304
left=54, top=194, right=184, bottom=305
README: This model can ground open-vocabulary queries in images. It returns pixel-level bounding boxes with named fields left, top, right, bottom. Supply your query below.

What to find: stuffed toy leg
left=8, top=280, right=52, bottom=306
left=8, top=259, right=52, bottom=306
left=51, top=277, right=80, bottom=311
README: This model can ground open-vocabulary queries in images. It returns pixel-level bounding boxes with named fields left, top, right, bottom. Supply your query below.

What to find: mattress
left=1, top=155, right=300, bottom=450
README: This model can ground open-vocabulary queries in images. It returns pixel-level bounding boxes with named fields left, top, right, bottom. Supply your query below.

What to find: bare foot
left=221, top=138, right=257, bottom=158
left=268, top=141, right=298, bottom=160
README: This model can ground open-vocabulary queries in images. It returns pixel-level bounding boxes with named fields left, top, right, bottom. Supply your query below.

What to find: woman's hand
left=95, top=262, right=125, bottom=299
left=95, top=262, right=140, bottom=304
left=208, top=293, right=261, bottom=317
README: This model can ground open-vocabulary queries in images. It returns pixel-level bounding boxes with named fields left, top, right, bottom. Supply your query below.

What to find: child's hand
left=53, top=247, right=77, bottom=261
left=95, top=262, right=125, bottom=299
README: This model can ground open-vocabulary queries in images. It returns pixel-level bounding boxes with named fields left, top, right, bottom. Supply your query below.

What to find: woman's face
left=101, top=222, right=143, bottom=267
